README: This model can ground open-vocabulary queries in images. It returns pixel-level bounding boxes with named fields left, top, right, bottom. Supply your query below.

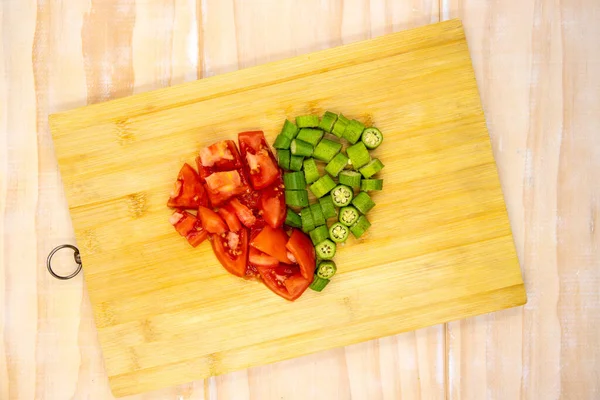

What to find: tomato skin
left=251, top=225, right=291, bottom=264
left=257, top=265, right=311, bottom=301
left=284, top=274, right=312, bottom=298
left=259, top=179, right=286, bottom=229
left=248, top=247, right=279, bottom=268
left=198, top=206, right=228, bottom=234
left=167, top=163, right=208, bottom=209
left=286, top=229, right=316, bottom=280
left=238, top=131, right=281, bottom=190
left=217, top=207, right=242, bottom=232
left=210, top=228, right=249, bottom=277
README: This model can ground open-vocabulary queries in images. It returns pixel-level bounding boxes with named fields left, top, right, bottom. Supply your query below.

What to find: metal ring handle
left=47, top=244, right=82, bottom=280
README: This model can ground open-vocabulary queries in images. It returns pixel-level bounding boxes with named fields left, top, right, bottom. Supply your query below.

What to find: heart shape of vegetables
left=168, top=111, right=384, bottom=301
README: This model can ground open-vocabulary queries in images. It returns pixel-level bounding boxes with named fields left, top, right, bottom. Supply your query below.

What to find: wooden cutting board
left=50, top=19, right=526, bottom=397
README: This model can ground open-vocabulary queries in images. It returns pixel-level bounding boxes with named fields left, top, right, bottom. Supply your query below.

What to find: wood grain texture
left=1, top=0, right=598, bottom=399
left=49, top=19, right=526, bottom=397
left=442, top=1, right=600, bottom=400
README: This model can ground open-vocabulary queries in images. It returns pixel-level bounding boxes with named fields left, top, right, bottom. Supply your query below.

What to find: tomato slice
left=238, top=131, right=281, bottom=190
left=167, top=163, right=208, bottom=209
left=198, top=206, right=228, bottom=234
left=248, top=247, right=279, bottom=268
left=210, top=228, right=249, bottom=277
left=258, top=265, right=311, bottom=301
left=285, top=229, right=316, bottom=280
left=217, top=207, right=242, bottom=232
left=259, top=179, right=286, bottom=229
left=251, top=225, right=291, bottom=264
left=227, top=198, right=257, bottom=228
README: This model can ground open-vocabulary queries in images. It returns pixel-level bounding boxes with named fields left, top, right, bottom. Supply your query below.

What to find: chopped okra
left=350, top=215, right=371, bottom=238
left=352, top=191, right=375, bottom=214
left=330, top=184, right=353, bottom=207
left=360, top=179, right=383, bottom=191
left=309, top=225, right=330, bottom=246
left=329, top=222, right=350, bottom=243
left=277, top=149, right=291, bottom=170
left=290, top=139, right=314, bottom=157
left=339, top=206, right=360, bottom=226
left=318, top=111, right=338, bottom=133
left=339, top=170, right=362, bottom=189
left=315, top=239, right=336, bottom=260
left=284, top=208, right=302, bottom=228
left=313, top=139, right=342, bottom=162
left=296, top=115, right=320, bottom=128
left=296, top=128, right=324, bottom=146
left=309, top=276, right=330, bottom=291
left=303, top=158, right=320, bottom=184
left=317, top=260, right=337, bottom=279
left=310, top=174, right=336, bottom=198
left=283, top=171, right=306, bottom=190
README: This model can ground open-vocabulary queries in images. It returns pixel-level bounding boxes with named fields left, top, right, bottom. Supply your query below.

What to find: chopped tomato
left=196, top=140, right=243, bottom=180
left=238, top=131, right=280, bottom=190
left=227, top=198, right=257, bottom=228
left=284, top=274, right=313, bottom=298
left=203, top=170, right=250, bottom=207
left=167, top=163, right=208, bottom=209
left=250, top=225, right=290, bottom=264
left=258, top=264, right=311, bottom=301
left=210, top=228, right=249, bottom=277
left=259, top=179, right=286, bottom=229
left=170, top=211, right=197, bottom=236
left=186, top=230, right=208, bottom=247
left=248, top=247, right=279, bottom=268
left=217, top=207, right=242, bottom=232
left=170, top=211, right=208, bottom=247
left=198, top=206, right=228, bottom=234
left=237, top=191, right=266, bottom=230
left=285, top=229, right=316, bottom=280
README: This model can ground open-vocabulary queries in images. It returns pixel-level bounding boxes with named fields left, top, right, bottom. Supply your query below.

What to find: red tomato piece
left=167, top=163, right=208, bottom=209
left=250, top=225, right=291, bottom=264
left=237, top=191, right=266, bottom=230
left=186, top=230, right=208, bottom=247
left=217, top=207, right=242, bottom=232
left=238, top=131, right=281, bottom=190
left=258, top=265, right=311, bottom=301
left=210, top=228, right=249, bottom=277
left=203, top=170, right=250, bottom=207
left=198, top=206, right=228, bottom=234
left=285, top=229, right=316, bottom=280
left=170, top=211, right=208, bottom=247
left=248, top=247, right=279, bottom=268
left=259, top=179, right=286, bottom=229
left=170, top=211, right=197, bottom=236
left=196, top=140, right=243, bottom=180
left=227, top=198, right=257, bottom=228
left=284, top=274, right=313, bottom=299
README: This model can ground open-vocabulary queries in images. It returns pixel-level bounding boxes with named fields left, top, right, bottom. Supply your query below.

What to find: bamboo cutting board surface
left=49, top=19, right=526, bottom=397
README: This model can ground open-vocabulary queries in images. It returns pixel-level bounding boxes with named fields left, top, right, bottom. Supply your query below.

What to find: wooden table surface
left=1, top=1, right=598, bottom=399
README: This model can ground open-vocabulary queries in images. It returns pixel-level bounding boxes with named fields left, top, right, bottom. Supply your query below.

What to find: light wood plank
left=443, top=1, right=600, bottom=399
